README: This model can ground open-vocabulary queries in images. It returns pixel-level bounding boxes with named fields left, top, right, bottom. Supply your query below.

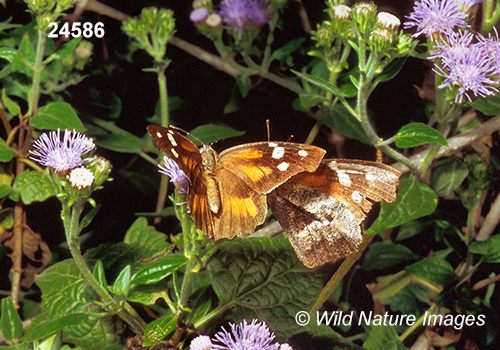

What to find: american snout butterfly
left=147, top=125, right=326, bottom=240
left=268, top=159, right=401, bottom=268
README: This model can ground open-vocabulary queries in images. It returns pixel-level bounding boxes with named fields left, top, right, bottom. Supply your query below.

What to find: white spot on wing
left=337, top=171, right=351, bottom=187
left=156, top=131, right=163, bottom=138
left=269, top=142, right=278, bottom=147
left=366, top=173, right=376, bottom=181
left=277, top=162, right=289, bottom=171
left=167, top=133, right=178, bottom=147
left=272, top=147, right=285, bottom=159
left=352, top=190, right=363, bottom=203
left=171, top=148, right=179, bottom=158
left=298, top=150, right=308, bottom=157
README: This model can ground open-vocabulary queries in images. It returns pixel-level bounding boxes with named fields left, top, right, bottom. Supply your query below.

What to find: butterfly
left=147, top=125, right=326, bottom=240
left=268, top=159, right=401, bottom=268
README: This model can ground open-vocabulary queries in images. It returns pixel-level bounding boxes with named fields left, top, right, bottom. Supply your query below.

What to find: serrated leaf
left=21, top=313, right=88, bottom=342
left=35, top=259, right=121, bottom=350
left=2, top=89, right=20, bottom=115
left=208, top=237, right=327, bottom=339
left=132, top=254, right=187, bottom=285
left=112, top=265, right=131, bottom=295
left=366, top=175, right=438, bottom=233
left=92, top=119, right=140, bottom=154
left=12, top=170, right=55, bottom=204
left=235, top=74, right=251, bottom=98
left=406, top=257, right=456, bottom=285
left=1, top=296, right=23, bottom=341
left=142, top=315, right=176, bottom=347
left=364, top=325, right=407, bottom=350
left=394, top=123, right=448, bottom=148
left=323, top=104, right=370, bottom=144
left=123, top=217, right=171, bottom=260
left=299, top=93, right=328, bottom=108
left=292, top=70, right=344, bottom=97
left=363, top=242, right=418, bottom=270
left=31, top=102, right=85, bottom=131
left=473, top=93, right=500, bottom=116
left=189, top=124, right=246, bottom=145
left=0, top=138, right=14, bottom=162
left=430, top=160, right=468, bottom=196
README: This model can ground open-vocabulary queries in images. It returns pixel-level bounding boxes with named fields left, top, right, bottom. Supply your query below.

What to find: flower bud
left=351, top=2, right=377, bottom=33
left=376, top=12, right=400, bottom=30
left=206, top=13, right=222, bottom=28
left=190, top=7, right=210, bottom=23
left=369, top=27, right=393, bottom=54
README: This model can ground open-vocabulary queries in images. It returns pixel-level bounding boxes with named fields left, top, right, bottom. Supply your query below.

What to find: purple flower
left=219, top=0, right=269, bottom=36
left=434, top=42, right=498, bottom=103
left=190, top=319, right=292, bottom=350
left=451, top=0, right=487, bottom=11
left=190, top=7, right=210, bottom=23
left=404, top=0, right=468, bottom=41
left=30, top=129, right=95, bottom=173
left=158, top=156, right=189, bottom=194
left=430, top=30, right=474, bottom=62
left=478, top=28, right=500, bottom=75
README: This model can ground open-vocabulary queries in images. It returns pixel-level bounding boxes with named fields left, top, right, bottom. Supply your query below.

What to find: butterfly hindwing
left=269, top=159, right=401, bottom=268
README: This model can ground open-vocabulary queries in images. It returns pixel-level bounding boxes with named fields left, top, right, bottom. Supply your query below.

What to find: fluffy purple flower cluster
left=405, top=0, right=498, bottom=103
left=219, top=0, right=269, bottom=36
left=189, top=319, right=292, bottom=350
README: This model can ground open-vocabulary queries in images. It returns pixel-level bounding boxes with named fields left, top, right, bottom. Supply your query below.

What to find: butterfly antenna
left=286, top=135, right=294, bottom=142
left=169, top=125, right=206, bottom=146
left=266, top=119, right=270, bottom=142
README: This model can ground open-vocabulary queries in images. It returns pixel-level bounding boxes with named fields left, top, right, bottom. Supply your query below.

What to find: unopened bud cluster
left=24, top=0, right=77, bottom=31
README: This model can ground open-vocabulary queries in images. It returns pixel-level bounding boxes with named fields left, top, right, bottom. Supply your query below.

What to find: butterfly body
left=268, top=159, right=400, bottom=268
left=148, top=125, right=326, bottom=240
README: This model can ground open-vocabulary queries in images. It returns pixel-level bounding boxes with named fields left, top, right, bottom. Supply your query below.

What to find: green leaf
left=375, top=57, right=408, bottom=84
left=323, top=105, right=370, bottom=144
left=93, top=259, right=107, bottom=290
left=35, top=259, right=121, bottom=350
left=123, top=217, right=171, bottom=260
left=484, top=234, right=500, bottom=263
left=112, top=265, right=131, bottom=295
left=142, top=315, right=176, bottom=347
left=473, top=93, right=500, bottom=116
left=366, top=175, right=438, bottom=233
left=235, top=74, right=251, bottom=98
left=298, top=93, right=328, bottom=108
left=292, top=70, right=344, bottom=97
left=189, top=124, right=246, bottom=145
left=430, top=159, right=468, bottom=197
left=364, top=325, right=407, bottom=350
left=93, top=119, right=141, bottom=154
left=208, top=237, right=327, bottom=339
left=0, top=138, right=14, bottom=162
left=406, top=257, right=456, bottom=285
left=132, top=254, right=187, bottom=285
left=395, top=220, right=428, bottom=241
left=0, top=47, right=21, bottom=63
left=21, top=313, right=89, bottom=342
left=1, top=296, right=23, bottom=341
left=272, top=38, right=305, bottom=60
left=44, top=37, right=82, bottom=63
left=0, top=184, right=12, bottom=198
left=13, top=170, right=55, bottom=204
left=363, top=242, right=418, bottom=270
left=2, top=89, right=20, bottom=116
left=394, top=123, right=448, bottom=148
left=31, top=102, right=85, bottom=132
left=79, top=204, right=101, bottom=233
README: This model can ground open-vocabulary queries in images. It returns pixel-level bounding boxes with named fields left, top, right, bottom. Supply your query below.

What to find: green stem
left=484, top=1, right=500, bottom=32
left=62, top=202, right=146, bottom=336
left=157, top=66, right=169, bottom=128
left=28, top=28, right=47, bottom=117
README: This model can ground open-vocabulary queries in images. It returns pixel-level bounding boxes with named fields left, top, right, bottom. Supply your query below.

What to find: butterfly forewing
left=148, top=125, right=326, bottom=240
left=219, top=141, right=326, bottom=194
left=147, top=125, right=203, bottom=182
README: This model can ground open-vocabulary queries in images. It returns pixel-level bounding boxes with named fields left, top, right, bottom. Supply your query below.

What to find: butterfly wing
left=219, top=142, right=326, bottom=194
left=147, top=125, right=203, bottom=181
left=289, top=159, right=401, bottom=222
left=268, top=182, right=362, bottom=269
left=269, top=159, right=401, bottom=268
